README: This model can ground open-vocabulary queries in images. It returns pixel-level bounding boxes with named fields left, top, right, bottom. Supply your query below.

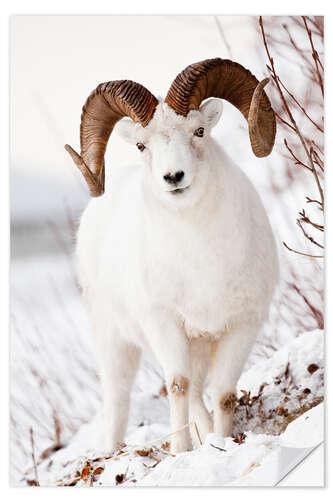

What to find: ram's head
left=65, top=58, right=276, bottom=199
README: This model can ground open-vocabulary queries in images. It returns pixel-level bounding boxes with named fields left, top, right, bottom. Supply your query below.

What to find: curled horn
left=165, top=58, right=276, bottom=158
left=65, top=80, right=158, bottom=196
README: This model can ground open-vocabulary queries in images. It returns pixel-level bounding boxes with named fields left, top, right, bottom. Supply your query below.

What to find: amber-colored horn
left=165, top=58, right=276, bottom=158
left=65, top=80, right=158, bottom=196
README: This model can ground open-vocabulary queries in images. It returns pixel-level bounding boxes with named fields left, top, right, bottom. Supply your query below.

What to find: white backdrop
left=10, top=15, right=263, bottom=223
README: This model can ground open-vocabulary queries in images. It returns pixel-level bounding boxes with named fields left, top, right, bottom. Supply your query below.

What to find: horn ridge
left=65, top=80, right=158, bottom=196
left=165, top=58, right=276, bottom=157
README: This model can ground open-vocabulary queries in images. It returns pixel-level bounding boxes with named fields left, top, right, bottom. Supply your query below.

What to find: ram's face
left=117, top=99, right=222, bottom=208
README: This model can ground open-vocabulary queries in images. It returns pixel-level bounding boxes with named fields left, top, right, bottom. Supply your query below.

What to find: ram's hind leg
left=189, top=338, right=212, bottom=447
left=96, top=334, right=141, bottom=454
left=210, top=324, right=258, bottom=437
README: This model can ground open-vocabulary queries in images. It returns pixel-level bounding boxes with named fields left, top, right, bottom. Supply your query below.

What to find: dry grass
left=252, top=16, right=324, bottom=349
left=260, top=16, right=324, bottom=260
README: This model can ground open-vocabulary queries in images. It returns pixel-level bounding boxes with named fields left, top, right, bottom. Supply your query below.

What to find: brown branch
left=307, top=16, right=324, bottom=38
left=284, top=139, right=311, bottom=171
left=283, top=242, right=323, bottom=259
left=259, top=16, right=324, bottom=210
left=282, top=24, right=314, bottom=71
left=277, top=76, right=324, bottom=133
left=310, top=147, right=324, bottom=172
left=290, top=283, right=324, bottom=329
left=298, top=209, right=324, bottom=231
left=311, top=140, right=323, bottom=155
left=296, top=220, right=324, bottom=248
left=306, top=197, right=323, bottom=209
left=305, top=16, right=324, bottom=39
left=302, top=16, right=324, bottom=96
left=29, top=428, right=40, bottom=486
left=275, top=111, right=296, bottom=132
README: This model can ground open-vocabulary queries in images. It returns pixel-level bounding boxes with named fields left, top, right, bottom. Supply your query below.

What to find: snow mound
left=234, top=329, right=324, bottom=436
left=25, top=329, right=323, bottom=487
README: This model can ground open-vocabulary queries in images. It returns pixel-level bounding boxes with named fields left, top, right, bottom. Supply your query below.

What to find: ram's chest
left=145, top=224, right=248, bottom=334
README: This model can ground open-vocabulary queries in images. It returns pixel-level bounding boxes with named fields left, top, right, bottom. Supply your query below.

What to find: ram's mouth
left=169, top=186, right=190, bottom=195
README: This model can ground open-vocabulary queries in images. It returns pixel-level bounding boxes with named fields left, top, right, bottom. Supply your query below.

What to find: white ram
left=66, top=58, right=279, bottom=454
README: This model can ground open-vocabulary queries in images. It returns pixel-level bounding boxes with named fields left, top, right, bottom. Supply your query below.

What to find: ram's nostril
left=163, top=170, right=185, bottom=184
left=175, top=171, right=184, bottom=182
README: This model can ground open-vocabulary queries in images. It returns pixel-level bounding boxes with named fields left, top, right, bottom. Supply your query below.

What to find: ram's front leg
left=95, top=334, right=141, bottom=454
left=210, top=323, right=259, bottom=437
left=144, top=311, right=192, bottom=453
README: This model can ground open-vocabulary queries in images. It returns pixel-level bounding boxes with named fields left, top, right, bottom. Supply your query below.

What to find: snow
left=22, top=329, right=323, bottom=487
left=279, top=403, right=324, bottom=449
left=233, top=330, right=324, bottom=436
left=140, top=433, right=279, bottom=487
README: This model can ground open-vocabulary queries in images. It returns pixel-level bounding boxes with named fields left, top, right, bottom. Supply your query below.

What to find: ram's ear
left=199, top=98, right=223, bottom=128
left=116, top=118, right=136, bottom=144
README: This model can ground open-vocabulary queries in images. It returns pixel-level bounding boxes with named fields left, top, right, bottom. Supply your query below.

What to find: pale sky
left=10, top=15, right=259, bottom=183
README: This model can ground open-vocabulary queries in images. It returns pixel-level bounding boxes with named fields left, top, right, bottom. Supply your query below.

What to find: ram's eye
left=136, top=143, right=145, bottom=152
left=194, top=127, right=204, bottom=137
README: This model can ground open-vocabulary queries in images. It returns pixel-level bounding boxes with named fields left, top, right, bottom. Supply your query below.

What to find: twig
left=282, top=242, right=323, bottom=259
left=136, top=421, right=203, bottom=449
left=284, top=139, right=311, bottom=171
left=210, top=443, right=226, bottom=452
left=311, top=140, right=323, bottom=155
left=311, top=147, right=324, bottom=172
left=296, top=220, right=324, bottom=249
left=29, top=428, right=40, bottom=486
left=277, top=76, right=324, bottom=133
left=260, top=16, right=324, bottom=210
left=290, top=283, right=324, bottom=329
left=275, top=111, right=296, bottom=132
left=306, top=197, right=323, bottom=209
left=102, top=420, right=203, bottom=465
left=282, top=21, right=323, bottom=91
left=298, top=209, right=324, bottom=231
left=306, top=16, right=324, bottom=38
left=303, top=16, right=324, bottom=95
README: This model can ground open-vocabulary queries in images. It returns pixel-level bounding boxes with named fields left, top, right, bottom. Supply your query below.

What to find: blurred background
left=10, top=15, right=324, bottom=484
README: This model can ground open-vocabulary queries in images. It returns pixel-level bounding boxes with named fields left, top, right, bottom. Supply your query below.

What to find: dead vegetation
left=53, top=444, right=172, bottom=487
left=233, top=356, right=324, bottom=436
left=249, top=15, right=325, bottom=359
left=259, top=16, right=324, bottom=260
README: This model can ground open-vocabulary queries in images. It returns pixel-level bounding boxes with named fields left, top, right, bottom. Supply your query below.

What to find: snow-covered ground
left=11, top=230, right=324, bottom=486
left=22, top=330, right=323, bottom=487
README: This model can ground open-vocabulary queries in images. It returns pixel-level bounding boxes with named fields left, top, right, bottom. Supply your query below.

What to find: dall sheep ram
left=65, top=58, right=279, bottom=454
